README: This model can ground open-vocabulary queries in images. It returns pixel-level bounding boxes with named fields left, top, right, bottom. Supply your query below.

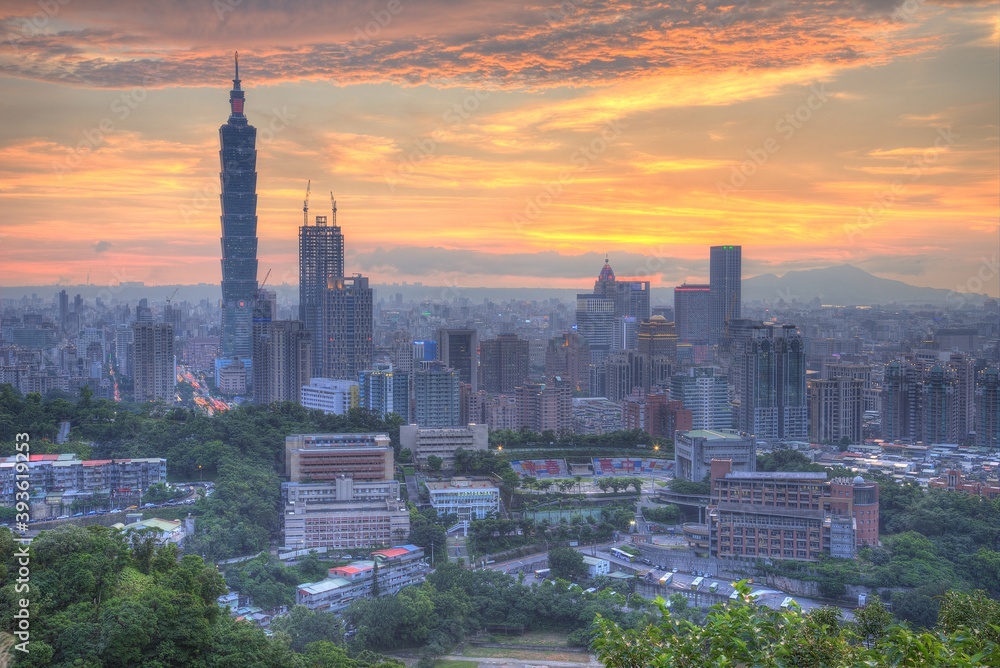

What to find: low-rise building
left=399, top=423, right=488, bottom=471
left=296, top=544, right=427, bottom=612
left=582, top=555, right=610, bottom=577
left=300, top=378, right=359, bottom=415
left=285, top=433, right=393, bottom=483
left=425, top=477, right=500, bottom=521
left=674, top=429, right=755, bottom=483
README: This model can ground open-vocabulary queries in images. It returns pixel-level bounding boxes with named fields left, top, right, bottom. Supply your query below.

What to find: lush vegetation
left=467, top=503, right=636, bottom=555
left=344, top=562, right=657, bottom=657
left=224, top=552, right=340, bottom=610
left=642, top=504, right=680, bottom=525
left=665, top=478, right=710, bottom=495
left=0, top=525, right=401, bottom=668
left=594, top=583, right=1000, bottom=667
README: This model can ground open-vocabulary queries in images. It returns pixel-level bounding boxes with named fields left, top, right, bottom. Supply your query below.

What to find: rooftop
left=680, top=429, right=751, bottom=441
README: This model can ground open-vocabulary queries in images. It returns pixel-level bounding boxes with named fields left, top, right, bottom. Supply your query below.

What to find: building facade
left=300, top=209, right=345, bottom=377
left=322, top=276, right=373, bottom=381
left=671, top=367, right=732, bottom=431
left=709, top=245, right=741, bottom=345
left=674, top=429, right=756, bottom=482
left=737, top=324, right=807, bottom=441
left=674, top=283, right=712, bottom=343
left=808, top=377, right=864, bottom=444
left=413, top=360, right=461, bottom=427
left=479, top=334, right=530, bottom=394
left=132, top=322, right=175, bottom=402
left=300, top=378, right=359, bottom=415
left=296, top=545, right=427, bottom=612
left=399, top=423, right=488, bottom=471
left=438, top=328, right=478, bottom=393
left=218, top=54, right=259, bottom=359
left=285, top=433, right=393, bottom=483
left=426, top=478, right=500, bottom=520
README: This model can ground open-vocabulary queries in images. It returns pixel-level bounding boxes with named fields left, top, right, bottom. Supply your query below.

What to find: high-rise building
left=252, top=316, right=311, bottom=406
left=604, top=351, right=646, bottom=402
left=544, top=331, right=590, bottom=395
left=399, top=423, right=489, bottom=471
left=976, top=367, right=1000, bottom=449
left=132, top=323, right=175, bottom=402
left=671, top=367, right=732, bottom=431
left=808, top=377, right=863, bottom=445
left=219, top=54, right=259, bottom=359
left=322, top=275, right=373, bottom=381
left=413, top=360, right=461, bottom=427
left=709, top=245, right=741, bottom=345
left=576, top=293, right=615, bottom=364
left=621, top=392, right=692, bottom=440
left=674, top=283, right=712, bottom=343
left=300, top=205, right=345, bottom=376
left=592, top=257, right=650, bottom=320
left=881, top=360, right=920, bottom=442
left=737, top=324, right=807, bottom=440
left=516, top=381, right=572, bottom=433
left=359, top=362, right=410, bottom=421
left=437, top=328, right=478, bottom=393
left=479, top=334, right=529, bottom=394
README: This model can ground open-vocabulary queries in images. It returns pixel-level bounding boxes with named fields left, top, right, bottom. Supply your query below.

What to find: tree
left=853, top=595, right=892, bottom=650
left=548, top=546, right=589, bottom=582
left=426, top=455, right=443, bottom=474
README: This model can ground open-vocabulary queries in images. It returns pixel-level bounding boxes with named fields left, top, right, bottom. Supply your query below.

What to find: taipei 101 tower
left=219, top=52, right=259, bottom=359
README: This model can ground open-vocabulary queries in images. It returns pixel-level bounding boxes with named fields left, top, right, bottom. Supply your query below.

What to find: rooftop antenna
left=303, top=179, right=311, bottom=226
left=331, top=191, right=337, bottom=226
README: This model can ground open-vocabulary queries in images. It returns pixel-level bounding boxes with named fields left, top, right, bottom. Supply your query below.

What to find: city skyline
left=0, top=1, right=997, bottom=295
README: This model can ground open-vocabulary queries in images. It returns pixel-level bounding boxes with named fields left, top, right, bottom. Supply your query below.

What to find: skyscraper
left=674, top=283, right=711, bottom=343
left=219, top=53, right=259, bottom=359
left=132, top=323, right=175, bottom=402
left=737, top=324, right=807, bottom=440
left=479, top=334, right=530, bottom=394
left=709, top=245, right=741, bottom=345
left=808, top=376, right=863, bottom=445
left=437, top=328, right=478, bottom=392
left=671, top=367, right=732, bottom=431
left=322, top=276, right=374, bottom=381
left=300, top=202, right=345, bottom=376
left=252, top=315, right=311, bottom=406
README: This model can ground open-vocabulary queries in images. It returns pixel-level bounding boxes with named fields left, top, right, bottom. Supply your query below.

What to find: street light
left=198, top=465, right=203, bottom=483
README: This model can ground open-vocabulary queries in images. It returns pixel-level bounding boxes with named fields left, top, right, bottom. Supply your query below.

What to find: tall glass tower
left=300, top=201, right=345, bottom=376
left=709, top=245, right=741, bottom=345
left=219, top=53, right=259, bottom=358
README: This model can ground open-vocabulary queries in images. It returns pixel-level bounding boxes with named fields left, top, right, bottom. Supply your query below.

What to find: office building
left=219, top=54, right=259, bottom=359
left=881, top=360, right=920, bottom=442
left=399, top=423, right=488, bottom=471
left=413, top=360, right=461, bottom=427
left=285, top=433, right=393, bottom=483
left=709, top=245, right=741, bottom=345
left=426, top=478, right=499, bottom=521
left=282, top=478, right=409, bottom=552
left=736, top=324, right=807, bottom=441
left=544, top=331, right=590, bottom=395
left=674, top=429, right=756, bottom=483
left=674, top=283, right=712, bottom=343
left=300, top=205, right=345, bottom=376
left=437, top=328, right=478, bottom=392
left=671, top=367, right=732, bottom=431
left=218, top=359, right=247, bottom=395
left=296, top=545, right=426, bottom=612
left=359, top=362, right=410, bottom=421
left=604, top=350, right=646, bottom=402
left=809, top=377, right=863, bottom=444
left=322, top=276, right=373, bottom=380
left=132, top=322, right=175, bottom=402
left=253, top=317, right=311, bottom=406
left=479, top=334, right=530, bottom=394
left=576, top=294, right=615, bottom=364
left=300, top=378, right=359, bottom=415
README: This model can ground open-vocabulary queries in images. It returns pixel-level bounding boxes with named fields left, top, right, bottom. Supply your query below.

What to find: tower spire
left=234, top=51, right=241, bottom=89
left=229, top=52, right=245, bottom=117
left=331, top=191, right=337, bottom=226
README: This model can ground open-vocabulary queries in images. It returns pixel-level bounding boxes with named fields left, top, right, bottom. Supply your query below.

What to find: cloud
left=94, top=240, right=112, bottom=253
left=0, top=1, right=943, bottom=90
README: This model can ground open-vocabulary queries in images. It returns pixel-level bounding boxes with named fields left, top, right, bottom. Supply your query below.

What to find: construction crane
left=165, top=287, right=179, bottom=306
left=330, top=191, right=337, bottom=224
left=303, top=179, right=311, bottom=226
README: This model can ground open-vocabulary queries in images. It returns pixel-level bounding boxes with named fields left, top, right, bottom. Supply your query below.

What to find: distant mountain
left=743, top=264, right=987, bottom=306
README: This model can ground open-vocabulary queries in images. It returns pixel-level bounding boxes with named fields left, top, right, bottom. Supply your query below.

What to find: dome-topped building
left=597, top=257, right=616, bottom=283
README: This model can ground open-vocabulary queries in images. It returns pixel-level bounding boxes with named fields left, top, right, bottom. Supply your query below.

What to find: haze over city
left=0, top=0, right=997, bottom=294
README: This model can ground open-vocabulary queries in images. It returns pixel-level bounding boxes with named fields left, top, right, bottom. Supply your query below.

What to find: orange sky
left=0, top=0, right=997, bottom=295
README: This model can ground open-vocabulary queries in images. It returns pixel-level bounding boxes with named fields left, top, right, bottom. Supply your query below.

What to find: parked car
left=72, top=512, right=83, bottom=517
left=56, top=515, right=69, bottom=520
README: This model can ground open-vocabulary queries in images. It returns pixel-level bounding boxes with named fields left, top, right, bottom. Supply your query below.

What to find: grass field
left=460, top=647, right=592, bottom=663
left=434, top=660, right=479, bottom=668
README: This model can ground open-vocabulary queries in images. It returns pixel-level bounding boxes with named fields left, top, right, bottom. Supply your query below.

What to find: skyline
left=0, top=1, right=997, bottom=295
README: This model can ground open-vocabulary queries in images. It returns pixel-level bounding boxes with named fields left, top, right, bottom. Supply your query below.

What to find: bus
left=534, top=568, right=551, bottom=578
left=709, top=582, right=719, bottom=593
left=610, top=547, right=636, bottom=562
left=658, top=573, right=673, bottom=586
left=690, top=576, right=704, bottom=590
